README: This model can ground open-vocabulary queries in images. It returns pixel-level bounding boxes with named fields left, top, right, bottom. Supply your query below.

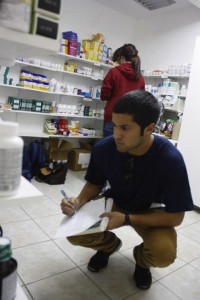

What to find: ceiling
left=93, top=0, right=194, bottom=20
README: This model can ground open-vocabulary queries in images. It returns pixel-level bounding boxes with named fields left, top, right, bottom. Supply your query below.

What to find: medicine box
left=31, top=13, right=59, bottom=40
left=32, top=100, right=43, bottom=112
left=33, top=0, right=62, bottom=19
left=8, top=97, right=21, bottom=111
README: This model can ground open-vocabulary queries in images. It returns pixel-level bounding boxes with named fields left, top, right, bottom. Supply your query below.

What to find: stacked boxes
left=8, top=97, right=51, bottom=113
left=59, top=31, right=113, bottom=64
left=31, top=0, right=62, bottom=39
left=81, top=33, right=112, bottom=64
left=19, top=69, right=49, bottom=91
left=61, top=31, right=79, bottom=57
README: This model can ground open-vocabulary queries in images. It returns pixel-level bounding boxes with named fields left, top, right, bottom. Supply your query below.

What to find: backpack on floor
left=22, top=145, right=32, bottom=181
left=28, top=140, right=47, bottom=177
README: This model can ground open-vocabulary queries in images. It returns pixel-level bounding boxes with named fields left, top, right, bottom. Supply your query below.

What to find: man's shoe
left=133, top=246, right=152, bottom=289
left=88, top=238, right=122, bottom=272
left=133, top=264, right=152, bottom=289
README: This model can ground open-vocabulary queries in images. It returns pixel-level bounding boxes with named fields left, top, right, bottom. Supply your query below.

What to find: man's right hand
left=60, top=197, right=78, bottom=216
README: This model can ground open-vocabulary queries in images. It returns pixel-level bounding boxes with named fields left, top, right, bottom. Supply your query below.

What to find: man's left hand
left=100, top=211, right=125, bottom=230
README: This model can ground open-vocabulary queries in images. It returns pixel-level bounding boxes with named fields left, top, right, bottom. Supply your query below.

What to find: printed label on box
left=78, top=153, right=91, bottom=168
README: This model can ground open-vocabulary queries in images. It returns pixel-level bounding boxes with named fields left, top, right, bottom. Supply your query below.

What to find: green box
left=32, top=99, right=43, bottom=112
left=7, top=96, right=21, bottom=110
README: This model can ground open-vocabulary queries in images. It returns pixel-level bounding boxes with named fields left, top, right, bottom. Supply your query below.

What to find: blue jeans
left=103, top=121, right=114, bottom=138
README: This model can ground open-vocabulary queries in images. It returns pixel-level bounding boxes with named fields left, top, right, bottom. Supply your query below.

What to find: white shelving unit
left=0, top=27, right=58, bottom=66
left=144, top=74, right=190, bottom=143
left=58, top=53, right=112, bottom=69
left=15, top=59, right=105, bottom=81
left=0, top=50, right=111, bottom=142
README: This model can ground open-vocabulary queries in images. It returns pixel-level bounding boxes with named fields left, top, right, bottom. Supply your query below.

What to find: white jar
left=0, top=121, right=24, bottom=197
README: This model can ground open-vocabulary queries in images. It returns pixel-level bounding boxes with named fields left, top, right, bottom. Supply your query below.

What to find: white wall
left=59, top=0, right=137, bottom=52
left=60, top=3, right=200, bottom=72
left=135, top=6, right=200, bottom=70
left=177, top=36, right=200, bottom=208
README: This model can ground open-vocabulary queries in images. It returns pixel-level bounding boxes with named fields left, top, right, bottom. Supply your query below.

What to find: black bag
left=35, top=162, right=68, bottom=185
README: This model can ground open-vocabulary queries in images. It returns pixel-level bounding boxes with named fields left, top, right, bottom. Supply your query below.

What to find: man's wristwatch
left=123, top=213, right=132, bottom=226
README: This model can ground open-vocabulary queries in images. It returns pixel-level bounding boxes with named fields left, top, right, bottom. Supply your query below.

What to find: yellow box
left=91, top=41, right=100, bottom=51
left=82, top=40, right=91, bottom=51
left=86, top=50, right=94, bottom=61
left=64, top=62, right=76, bottom=72
left=97, top=53, right=102, bottom=62
left=98, top=43, right=104, bottom=53
left=93, top=51, right=98, bottom=62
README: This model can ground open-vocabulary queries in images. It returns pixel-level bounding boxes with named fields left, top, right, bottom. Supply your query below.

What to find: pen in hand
left=60, top=189, right=70, bottom=202
left=60, top=190, right=76, bottom=215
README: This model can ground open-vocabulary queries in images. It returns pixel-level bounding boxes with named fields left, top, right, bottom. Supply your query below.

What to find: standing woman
left=101, top=44, right=145, bottom=137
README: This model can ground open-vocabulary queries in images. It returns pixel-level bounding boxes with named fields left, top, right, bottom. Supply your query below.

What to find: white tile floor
left=1, top=170, right=200, bottom=300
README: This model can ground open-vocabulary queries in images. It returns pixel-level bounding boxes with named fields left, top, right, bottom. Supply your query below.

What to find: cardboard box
left=68, top=148, right=91, bottom=171
left=42, top=138, right=72, bottom=161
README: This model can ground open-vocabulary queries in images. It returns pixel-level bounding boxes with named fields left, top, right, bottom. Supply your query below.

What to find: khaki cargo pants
left=67, top=202, right=177, bottom=268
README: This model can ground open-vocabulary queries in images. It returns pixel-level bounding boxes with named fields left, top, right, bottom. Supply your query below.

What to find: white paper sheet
left=55, top=198, right=113, bottom=238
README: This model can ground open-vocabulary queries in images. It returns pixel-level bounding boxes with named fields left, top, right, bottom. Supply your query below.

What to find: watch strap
left=123, top=213, right=131, bottom=226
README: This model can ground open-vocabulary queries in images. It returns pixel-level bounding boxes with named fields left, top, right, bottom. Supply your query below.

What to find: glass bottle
left=0, top=237, right=18, bottom=300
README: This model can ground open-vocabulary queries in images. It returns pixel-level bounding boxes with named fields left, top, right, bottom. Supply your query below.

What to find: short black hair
left=113, top=90, right=160, bottom=132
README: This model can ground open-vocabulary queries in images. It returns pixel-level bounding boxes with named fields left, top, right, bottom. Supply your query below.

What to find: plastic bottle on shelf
left=180, top=85, right=187, bottom=97
left=0, top=236, right=18, bottom=300
left=0, top=121, right=23, bottom=197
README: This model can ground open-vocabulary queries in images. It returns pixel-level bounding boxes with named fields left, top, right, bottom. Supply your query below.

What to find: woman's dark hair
left=113, top=90, right=160, bottom=134
left=112, top=44, right=141, bottom=80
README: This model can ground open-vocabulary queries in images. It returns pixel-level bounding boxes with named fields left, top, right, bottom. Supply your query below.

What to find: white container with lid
left=0, top=121, right=23, bottom=197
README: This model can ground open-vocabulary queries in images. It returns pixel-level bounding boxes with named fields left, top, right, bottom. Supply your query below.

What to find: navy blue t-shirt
left=85, top=135, right=194, bottom=213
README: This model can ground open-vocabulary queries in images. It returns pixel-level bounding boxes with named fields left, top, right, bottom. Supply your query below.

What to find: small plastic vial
left=0, top=121, right=24, bottom=197
left=0, top=237, right=18, bottom=300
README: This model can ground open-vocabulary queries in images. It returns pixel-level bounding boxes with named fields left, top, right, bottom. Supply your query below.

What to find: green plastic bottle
left=0, top=237, right=17, bottom=300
